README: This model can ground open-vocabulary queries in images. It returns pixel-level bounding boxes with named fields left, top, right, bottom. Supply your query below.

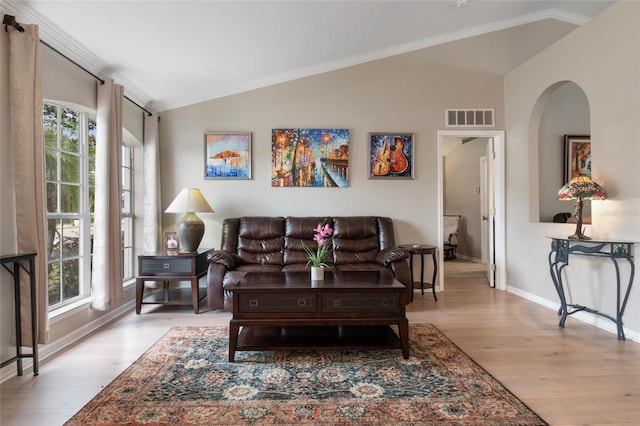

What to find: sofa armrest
left=207, top=250, right=239, bottom=269
left=376, top=247, right=410, bottom=266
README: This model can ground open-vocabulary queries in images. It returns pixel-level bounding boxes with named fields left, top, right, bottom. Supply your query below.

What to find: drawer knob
left=163, top=263, right=170, bottom=269
left=249, top=299, right=258, bottom=307
left=332, top=299, right=342, bottom=307
left=381, top=299, right=390, bottom=307
left=297, top=299, right=306, bottom=307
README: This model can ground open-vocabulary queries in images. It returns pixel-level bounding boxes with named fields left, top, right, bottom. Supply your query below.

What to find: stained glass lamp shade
left=557, top=176, right=607, bottom=240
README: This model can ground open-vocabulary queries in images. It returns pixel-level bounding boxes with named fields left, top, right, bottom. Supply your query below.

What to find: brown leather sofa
left=206, top=216, right=412, bottom=311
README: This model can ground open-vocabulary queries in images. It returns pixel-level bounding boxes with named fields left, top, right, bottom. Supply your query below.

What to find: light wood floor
left=1, top=278, right=639, bottom=425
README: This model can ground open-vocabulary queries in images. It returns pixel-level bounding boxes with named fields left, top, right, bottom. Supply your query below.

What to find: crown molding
left=153, top=9, right=589, bottom=111
left=3, top=2, right=590, bottom=112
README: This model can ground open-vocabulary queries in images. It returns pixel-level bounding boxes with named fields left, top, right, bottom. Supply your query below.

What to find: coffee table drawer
left=238, top=293, right=316, bottom=313
left=323, top=292, right=400, bottom=314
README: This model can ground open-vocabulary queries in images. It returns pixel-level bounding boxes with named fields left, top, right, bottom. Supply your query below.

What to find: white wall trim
left=507, top=286, right=639, bottom=343
left=0, top=300, right=136, bottom=383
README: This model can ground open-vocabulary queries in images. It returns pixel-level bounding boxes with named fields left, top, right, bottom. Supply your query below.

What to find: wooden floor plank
left=1, top=278, right=639, bottom=425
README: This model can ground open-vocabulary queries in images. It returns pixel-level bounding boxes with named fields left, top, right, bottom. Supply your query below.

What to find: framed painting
left=164, top=232, right=179, bottom=251
left=564, top=135, right=590, bottom=183
left=204, top=131, right=251, bottom=179
left=271, top=129, right=349, bottom=187
left=368, top=132, right=414, bottom=179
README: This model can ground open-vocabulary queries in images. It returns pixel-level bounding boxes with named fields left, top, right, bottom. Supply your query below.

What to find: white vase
left=311, top=266, right=324, bottom=281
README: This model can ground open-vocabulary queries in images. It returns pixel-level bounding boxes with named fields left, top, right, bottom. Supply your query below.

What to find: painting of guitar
left=372, top=137, right=391, bottom=176
left=369, top=132, right=414, bottom=179
left=389, top=137, right=409, bottom=174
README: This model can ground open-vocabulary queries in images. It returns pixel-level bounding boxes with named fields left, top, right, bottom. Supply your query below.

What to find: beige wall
left=505, top=1, right=639, bottom=337
left=159, top=50, right=505, bottom=255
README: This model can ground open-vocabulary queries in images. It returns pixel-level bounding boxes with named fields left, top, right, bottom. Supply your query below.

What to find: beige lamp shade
left=165, top=188, right=214, bottom=251
left=165, top=188, right=214, bottom=214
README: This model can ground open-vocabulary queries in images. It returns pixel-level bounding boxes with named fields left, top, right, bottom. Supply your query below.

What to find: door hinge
left=490, top=264, right=496, bottom=272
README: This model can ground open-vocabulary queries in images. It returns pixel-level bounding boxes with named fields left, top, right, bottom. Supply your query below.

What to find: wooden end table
left=135, top=248, right=213, bottom=314
left=228, top=270, right=409, bottom=361
left=399, top=244, right=437, bottom=302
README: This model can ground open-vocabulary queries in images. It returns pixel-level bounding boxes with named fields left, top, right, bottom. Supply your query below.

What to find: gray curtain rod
left=4, top=13, right=152, bottom=116
left=40, top=40, right=152, bottom=116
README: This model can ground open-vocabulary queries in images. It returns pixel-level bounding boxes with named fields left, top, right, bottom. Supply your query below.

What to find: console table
left=0, top=252, right=39, bottom=376
left=136, top=248, right=213, bottom=314
left=547, top=237, right=635, bottom=340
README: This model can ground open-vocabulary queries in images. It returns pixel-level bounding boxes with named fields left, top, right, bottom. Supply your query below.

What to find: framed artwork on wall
left=564, top=134, right=590, bottom=183
left=164, top=232, right=179, bottom=251
left=271, top=128, right=349, bottom=187
left=368, top=132, right=414, bottom=179
left=204, top=131, right=252, bottom=179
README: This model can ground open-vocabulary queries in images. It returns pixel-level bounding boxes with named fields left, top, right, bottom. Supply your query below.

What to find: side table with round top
left=399, top=244, right=437, bottom=302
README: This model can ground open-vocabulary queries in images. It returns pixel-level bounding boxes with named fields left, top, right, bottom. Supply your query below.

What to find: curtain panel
left=91, top=78, right=124, bottom=310
left=8, top=24, right=49, bottom=345
left=143, top=113, right=161, bottom=253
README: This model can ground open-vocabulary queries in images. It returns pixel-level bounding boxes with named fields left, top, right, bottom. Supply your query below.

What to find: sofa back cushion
left=236, top=217, right=285, bottom=266
left=284, top=217, right=333, bottom=265
left=331, top=216, right=379, bottom=265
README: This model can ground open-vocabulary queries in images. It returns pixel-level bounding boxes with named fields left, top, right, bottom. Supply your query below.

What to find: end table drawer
left=323, top=293, right=400, bottom=314
left=140, top=258, right=192, bottom=275
left=238, top=293, right=316, bottom=313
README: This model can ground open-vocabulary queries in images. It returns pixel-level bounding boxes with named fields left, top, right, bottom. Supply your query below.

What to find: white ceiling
left=2, top=1, right=614, bottom=112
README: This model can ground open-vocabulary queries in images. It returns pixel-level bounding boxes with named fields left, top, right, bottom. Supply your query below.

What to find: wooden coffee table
left=228, top=270, right=409, bottom=361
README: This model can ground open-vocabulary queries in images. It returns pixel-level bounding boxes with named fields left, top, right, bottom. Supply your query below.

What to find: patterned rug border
left=66, top=324, right=547, bottom=425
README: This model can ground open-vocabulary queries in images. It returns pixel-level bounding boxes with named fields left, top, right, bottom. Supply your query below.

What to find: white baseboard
left=0, top=299, right=136, bottom=383
left=507, top=286, right=639, bottom=343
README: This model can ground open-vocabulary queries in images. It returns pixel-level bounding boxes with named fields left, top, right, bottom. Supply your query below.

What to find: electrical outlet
left=473, top=186, right=480, bottom=194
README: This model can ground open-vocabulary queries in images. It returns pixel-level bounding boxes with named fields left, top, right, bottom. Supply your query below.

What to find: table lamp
left=165, top=188, right=214, bottom=251
left=557, top=176, right=607, bottom=240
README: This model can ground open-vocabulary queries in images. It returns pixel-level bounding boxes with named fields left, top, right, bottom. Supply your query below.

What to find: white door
left=438, top=130, right=505, bottom=292
left=484, top=138, right=496, bottom=288
left=480, top=156, right=488, bottom=264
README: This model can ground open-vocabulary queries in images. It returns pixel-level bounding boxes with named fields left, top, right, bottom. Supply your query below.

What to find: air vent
left=445, top=109, right=494, bottom=127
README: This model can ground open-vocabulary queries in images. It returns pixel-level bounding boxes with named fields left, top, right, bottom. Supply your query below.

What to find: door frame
left=437, top=130, right=506, bottom=292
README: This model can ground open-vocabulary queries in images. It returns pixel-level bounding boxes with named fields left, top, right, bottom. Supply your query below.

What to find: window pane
left=122, top=167, right=131, bottom=191
left=43, top=104, right=58, bottom=148
left=46, top=182, right=58, bottom=213
left=47, top=219, right=61, bottom=261
left=61, top=219, right=80, bottom=258
left=60, top=184, right=80, bottom=213
left=122, top=247, right=132, bottom=280
left=48, top=263, right=61, bottom=305
left=61, top=259, right=80, bottom=300
left=60, top=152, right=80, bottom=183
left=45, top=150, right=58, bottom=181
left=61, top=107, right=80, bottom=153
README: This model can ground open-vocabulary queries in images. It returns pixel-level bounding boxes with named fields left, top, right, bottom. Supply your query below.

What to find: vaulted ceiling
left=1, top=1, right=614, bottom=112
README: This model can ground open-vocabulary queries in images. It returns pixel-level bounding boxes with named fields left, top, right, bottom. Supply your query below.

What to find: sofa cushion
left=332, top=216, right=379, bottom=265
left=284, top=216, right=333, bottom=266
left=237, top=217, right=284, bottom=266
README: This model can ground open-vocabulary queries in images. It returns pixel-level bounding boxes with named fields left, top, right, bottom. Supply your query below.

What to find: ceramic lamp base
left=176, top=212, right=204, bottom=252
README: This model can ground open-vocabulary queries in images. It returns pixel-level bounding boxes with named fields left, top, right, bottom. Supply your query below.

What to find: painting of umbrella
left=271, top=129, right=349, bottom=187
left=204, top=132, right=251, bottom=179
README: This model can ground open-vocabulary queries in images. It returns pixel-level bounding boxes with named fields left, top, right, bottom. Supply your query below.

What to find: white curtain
left=8, top=24, right=49, bottom=344
left=143, top=113, right=162, bottom=252
left=91, top=78, right=124, bottom=310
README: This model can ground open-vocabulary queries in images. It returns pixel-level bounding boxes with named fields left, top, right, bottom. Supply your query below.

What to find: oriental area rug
left=65, top=325, right=547, bottom=425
